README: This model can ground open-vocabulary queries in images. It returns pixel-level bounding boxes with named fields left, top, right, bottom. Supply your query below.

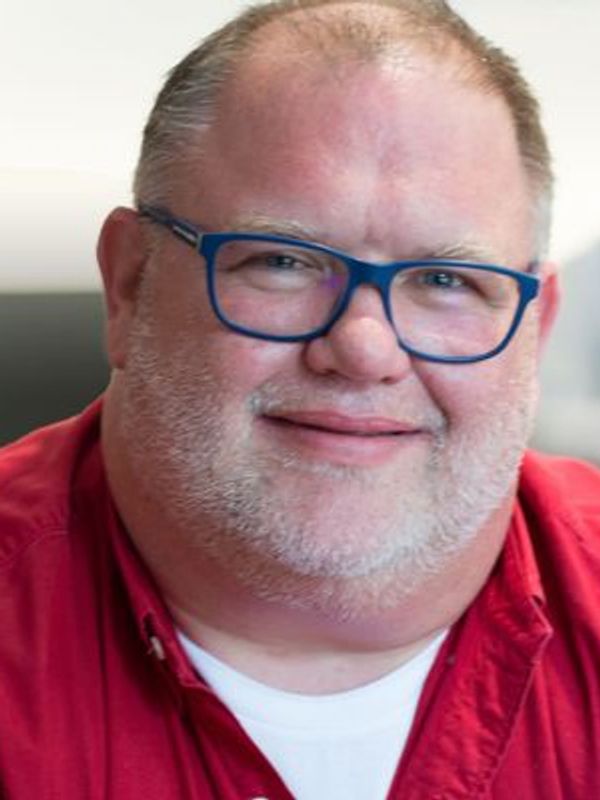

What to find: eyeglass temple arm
left=138, top=204, right=201, bottom=249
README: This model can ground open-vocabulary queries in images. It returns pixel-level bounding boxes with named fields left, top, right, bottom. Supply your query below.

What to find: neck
left=133, top=517, right=507, bottom=693
left=174, top=600, right=448, bottom=693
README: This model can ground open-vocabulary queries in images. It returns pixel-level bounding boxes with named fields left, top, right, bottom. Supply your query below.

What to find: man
left=1, top=1, right=599, bottom=798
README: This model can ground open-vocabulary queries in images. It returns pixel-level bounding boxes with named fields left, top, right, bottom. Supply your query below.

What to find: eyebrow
left=420, top=241, right=502, bottom=264
left=225, top=216, right=503, bottom=264
left=226, top=214, right=322, bottom=241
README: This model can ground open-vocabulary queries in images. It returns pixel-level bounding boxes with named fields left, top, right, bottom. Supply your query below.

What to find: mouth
left=266, top=411, right=413, bottom=436
left=259, top=410, right=426, bottom=466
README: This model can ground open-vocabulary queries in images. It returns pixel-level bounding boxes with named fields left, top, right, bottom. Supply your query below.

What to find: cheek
left=176, top=315, right=303, bottom=405
left=415, top=363, right=489, bottom=426
left=146, top=263, right=303, bottom=400
left=203, top=336, right=297, bottom=395
left=414, top=342, right=539, bottom=430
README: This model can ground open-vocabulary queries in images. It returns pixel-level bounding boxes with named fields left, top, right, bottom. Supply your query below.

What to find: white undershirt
left=178, top=630, right=447, bottom=800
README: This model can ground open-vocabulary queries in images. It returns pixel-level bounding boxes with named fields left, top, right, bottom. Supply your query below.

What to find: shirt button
left=149, top=635, right=166, bottom=661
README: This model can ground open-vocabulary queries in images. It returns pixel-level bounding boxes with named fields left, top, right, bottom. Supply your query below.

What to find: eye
left=265, top=254, right=310, bottom=270
left=418, top=270, right=467, bottom=289
left=233, top=248, right=325, bottom=275
left=394, top=265, right=516, bottom=310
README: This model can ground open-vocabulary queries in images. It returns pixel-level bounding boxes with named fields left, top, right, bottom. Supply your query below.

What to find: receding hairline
left=216, top=3, right=502, bottom=95
left=166, top=11, right=533, bottom=200
left=134, top=0, right=553, bottom=255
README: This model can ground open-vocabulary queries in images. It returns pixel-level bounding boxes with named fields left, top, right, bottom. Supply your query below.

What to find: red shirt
left=1, top=400, right=599, bottom=799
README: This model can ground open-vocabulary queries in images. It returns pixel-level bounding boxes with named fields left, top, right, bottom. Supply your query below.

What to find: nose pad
left=304, top=286, right=412, bottom=383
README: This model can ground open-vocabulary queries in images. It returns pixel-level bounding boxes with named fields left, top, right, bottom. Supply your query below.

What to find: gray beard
left=117, top=286, right=537, bottom=619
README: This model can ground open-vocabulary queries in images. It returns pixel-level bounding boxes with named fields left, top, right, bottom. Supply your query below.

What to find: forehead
left=182, top=40, right=533, bottom=262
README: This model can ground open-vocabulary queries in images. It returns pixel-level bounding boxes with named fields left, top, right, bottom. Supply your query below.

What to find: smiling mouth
left=258, top=412, right=425, bottom=467
left=268, top=417, right=409, bottom=437
left=262, top=406, right=425, bottom=440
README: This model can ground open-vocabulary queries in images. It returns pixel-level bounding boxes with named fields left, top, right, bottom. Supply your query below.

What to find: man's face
left=113, top=50, right=552, bottom=611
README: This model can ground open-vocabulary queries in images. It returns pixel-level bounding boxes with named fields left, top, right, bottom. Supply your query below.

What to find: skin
left=98, top=26, right=559, bottom=693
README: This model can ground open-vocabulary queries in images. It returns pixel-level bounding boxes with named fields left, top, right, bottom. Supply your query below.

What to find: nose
left=303, top=286, right=413, bottom=384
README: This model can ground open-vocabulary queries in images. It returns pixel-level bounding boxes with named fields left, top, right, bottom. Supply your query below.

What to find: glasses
left=139, top=204, right=541, bottom=364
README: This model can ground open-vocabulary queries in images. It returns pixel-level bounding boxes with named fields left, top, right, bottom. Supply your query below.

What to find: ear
left=535, top=260, right=561, bottom=355
left=97, top=207, right=149, bottom=369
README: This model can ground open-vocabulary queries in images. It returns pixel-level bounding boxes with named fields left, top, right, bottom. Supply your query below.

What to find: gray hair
left=133, top=0, right=553, bottom=256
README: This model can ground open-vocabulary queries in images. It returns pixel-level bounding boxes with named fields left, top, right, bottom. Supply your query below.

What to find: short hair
left=133, top=0, right=553, bottom=255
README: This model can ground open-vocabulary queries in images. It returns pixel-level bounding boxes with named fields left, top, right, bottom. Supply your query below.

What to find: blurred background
left=1, top=0, right=599, bottom=460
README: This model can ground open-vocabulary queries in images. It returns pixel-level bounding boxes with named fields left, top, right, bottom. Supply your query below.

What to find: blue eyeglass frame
left=138, top=204, right=541, bottom=364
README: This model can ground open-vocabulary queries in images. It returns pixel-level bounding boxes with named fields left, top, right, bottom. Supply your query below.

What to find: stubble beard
left=117, top=286, right=538, bottom=619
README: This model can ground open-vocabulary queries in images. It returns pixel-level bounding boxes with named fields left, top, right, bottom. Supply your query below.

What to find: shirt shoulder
left=521, top=450, right=600, bottom=512
left=519, top=450, right=600, bottom=628
left=521, top=449, right=600, bottom=533
left=0, top=401, right=103, bottom=567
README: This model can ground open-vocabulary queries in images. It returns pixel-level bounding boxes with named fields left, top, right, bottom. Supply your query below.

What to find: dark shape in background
left=0, top=293, right=108, bottom=445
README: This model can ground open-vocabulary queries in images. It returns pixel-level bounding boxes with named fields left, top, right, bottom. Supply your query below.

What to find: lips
left=262, top=410, right=419, bottom=437
left=258, top=409, right=425, bottom=467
